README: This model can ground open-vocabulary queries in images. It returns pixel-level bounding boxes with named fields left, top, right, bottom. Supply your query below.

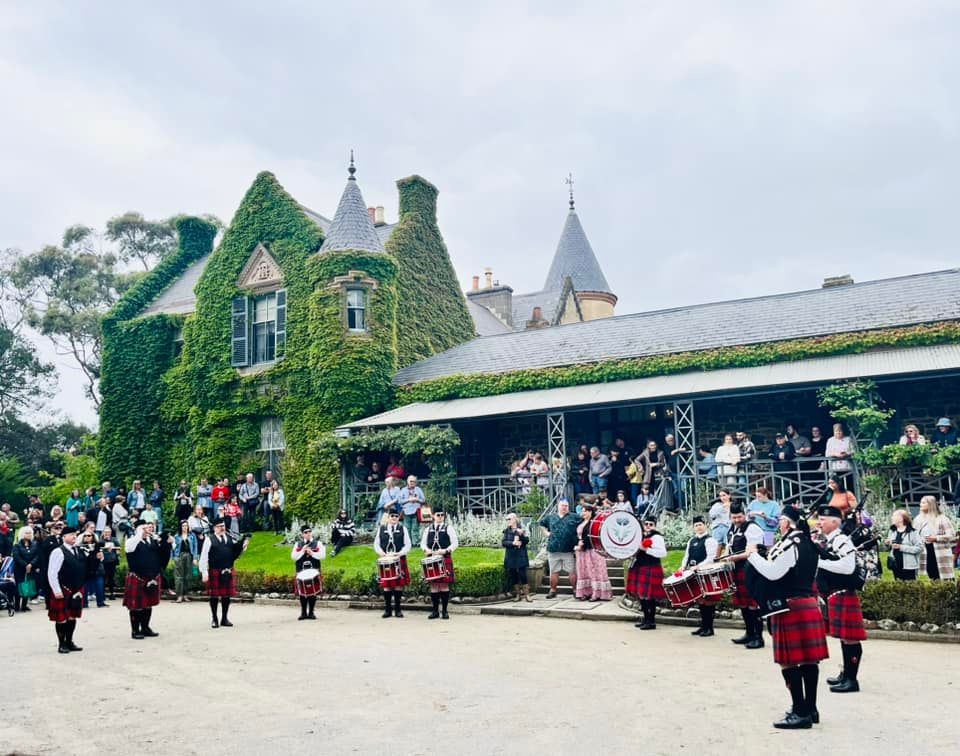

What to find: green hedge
left=861, top=579, right=958, bottom=626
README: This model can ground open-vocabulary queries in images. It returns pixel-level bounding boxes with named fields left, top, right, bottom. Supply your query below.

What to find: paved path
left=6, top=602, right=958, bottom=755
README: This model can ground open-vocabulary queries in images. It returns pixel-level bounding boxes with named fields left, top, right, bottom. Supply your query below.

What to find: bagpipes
left=742, top=544, right=791, bottom=618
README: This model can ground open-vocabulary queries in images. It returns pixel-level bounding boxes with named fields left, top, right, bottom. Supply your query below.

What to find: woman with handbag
left=885, top=509, right=923, bottom=581
left=914, top=496, right=957, bottom=580
left=12, top=526, right=39, bottom=612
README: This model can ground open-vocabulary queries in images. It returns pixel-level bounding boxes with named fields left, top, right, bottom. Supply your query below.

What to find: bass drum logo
left=599, top=511, right=643, bottom=559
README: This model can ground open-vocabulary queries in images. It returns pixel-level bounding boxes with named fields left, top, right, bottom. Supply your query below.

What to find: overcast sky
left=2, top=2, right=959, bottom=428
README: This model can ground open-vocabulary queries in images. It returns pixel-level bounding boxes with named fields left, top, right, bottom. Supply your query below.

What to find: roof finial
left=348, top=149, right=356, bottom=180
left=565, top=172, right=575, bottom=210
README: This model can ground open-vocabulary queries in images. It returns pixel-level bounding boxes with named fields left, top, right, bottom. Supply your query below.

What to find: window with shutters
left=232, top=289, right=286, bottom=368
left=346, top=288, right=366, bottom=332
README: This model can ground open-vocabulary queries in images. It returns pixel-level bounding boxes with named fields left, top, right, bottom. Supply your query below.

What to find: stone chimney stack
left=367, top=207, right=376, bottom=224
left=374, top=206, right=385, bottom=226
left=822, top=274, right=854, bottom=288
left=465, top=267, right=513, bottom=327
left=484, top=268, right=493, bottom=289
left=471, top=275, right=480, bottom=291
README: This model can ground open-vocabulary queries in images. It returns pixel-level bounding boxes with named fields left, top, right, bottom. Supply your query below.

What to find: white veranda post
left=547, top=412, right=567, bottom=506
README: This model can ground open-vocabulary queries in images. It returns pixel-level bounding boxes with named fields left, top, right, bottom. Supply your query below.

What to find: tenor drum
left=663, top=569, right=704, bottom=607
left=420, top=554, right=449, bottom=582
left=586, top=509, right=644, bottom=560
left=377, top=555, right=404, bottom=585
left=295, top=568, right=322, bottom=597
left=696, top=562, right=734, bottom=597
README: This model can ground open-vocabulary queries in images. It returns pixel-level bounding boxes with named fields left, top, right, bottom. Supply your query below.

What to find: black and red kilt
left=731, top=563, right=759, bottom=609
left=626, top=563, right=666, bottom=601
left=122, top=573, right=162, bottom=610
left=206, top=568, right=238, bottom=598
left=771, top=596, right=830, bottom=666
left=826, top=590, right=867, bottom=642
left=47, top=589, right=83, bottom=623
left=378, top=555, right=411, bottom=590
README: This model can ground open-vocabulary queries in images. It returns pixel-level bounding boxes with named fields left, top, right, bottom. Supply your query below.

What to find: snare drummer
left=291, top=525, right=325, bottom=621
left=726, top=502, right=765, bottom=649
left=627, top=516, right=667, bottom=630
left=420, top=508, right=458, bottom=620
left=374, top=511, right=411, bottom=619
left=683, top=516, right=719, bottom=637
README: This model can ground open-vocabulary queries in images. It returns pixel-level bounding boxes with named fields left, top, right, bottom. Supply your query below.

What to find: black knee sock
left=130, top=611, right=140, bottom=633
left=299, top=597, right=308, bottom=615
left=440, top=592, right=449, bottom=613
left=307, top=596, right=316, bottom=615
left=783, top=667, right=806, bottom=716
left=221, top=597, right=230, bottom=620
left=740, top=608, right=751, bottom=634
left=56, top=622, right=66, bottom=645
left=431, top=593, right=440, bottom=612
left=845, top=643, right=862, bottom=682
left=209, top=597, right=218, bottom=620
left=702, top=604, right=715, bottom=630
left=383, top=592, right=392, bottom=613
left=65, top=619, right=76, bottom=643
left=800, top=664, right=819, bottom=714
left=393, top=591, right=402, bottom=613
left=143, top=608, right=152, bottom=629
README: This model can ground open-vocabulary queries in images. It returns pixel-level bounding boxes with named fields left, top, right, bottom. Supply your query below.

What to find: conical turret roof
left=542, top=207, right=611, bottom=294
left=319, top=156, right=385, bottom=254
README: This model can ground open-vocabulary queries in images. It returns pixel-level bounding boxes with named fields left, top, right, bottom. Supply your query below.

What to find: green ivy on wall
left=398, top=321, right=960, bottom=404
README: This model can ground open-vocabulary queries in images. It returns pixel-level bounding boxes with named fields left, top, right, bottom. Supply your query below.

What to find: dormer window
left=232, top=243, right=287, bottom=368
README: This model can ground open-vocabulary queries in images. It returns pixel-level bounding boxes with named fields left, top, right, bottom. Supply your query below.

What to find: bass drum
left=586, top=509, right=644, bottom=560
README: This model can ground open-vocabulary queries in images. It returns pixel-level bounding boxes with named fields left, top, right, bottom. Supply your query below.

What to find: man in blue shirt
left=398, top=475, right=425, bottom=545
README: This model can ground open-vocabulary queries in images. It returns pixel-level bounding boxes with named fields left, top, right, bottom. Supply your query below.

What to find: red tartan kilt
left=206, top=569, right=238, bottom=597
left=772, top=597, right=830, bottom=666
left=428, top=554, right=456, bottom=586
left=627, top=563, right=666, bottom=601
left=378, top=555, right=411, bottom=590
left=122, top=573, right=162, bottom=610
left=731, top=564, right=759, bottom=609
left=47, top=590, right=83, bottom=623
left=826, top=590, right=868, bottom=642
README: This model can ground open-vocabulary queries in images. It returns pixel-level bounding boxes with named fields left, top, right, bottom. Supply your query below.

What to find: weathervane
left=348, top=149, right=356, bottom=179
left=565, top=172, right=575, bottom=210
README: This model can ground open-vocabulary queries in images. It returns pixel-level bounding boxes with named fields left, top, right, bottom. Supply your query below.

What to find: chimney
left=374, top=205, right=385, bottom=226
left=367, top=207, right=376, bottom=224
left=484, top=268, right=493, bottom=289
left=465, top=267, right=514, bottom=326
left=471, top=275, right=480, bottom=292
left=526, top=305, right=549, bottom=329
left=532, top=306, right=542, bottom=320
left=822, top=274, right=854, bottom=289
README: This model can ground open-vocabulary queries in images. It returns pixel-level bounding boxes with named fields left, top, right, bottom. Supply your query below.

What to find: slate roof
left=318, top=168, right=385, bottom=254
left=511, top=289, right=562, bottom=327
left=543, top=208, right=612, bottom=294
left=465, top=299, right=512, bottom=336
left=394, top=268, right=960, bottom=385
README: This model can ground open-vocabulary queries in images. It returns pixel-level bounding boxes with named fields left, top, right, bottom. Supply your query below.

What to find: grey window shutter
left=231, top=295, right=249, bottom=367
left=275, top=289, right=287, bottom=357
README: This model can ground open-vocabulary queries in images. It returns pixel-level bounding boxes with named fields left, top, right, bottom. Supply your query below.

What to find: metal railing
left=879, top=467, right=959, bottom=505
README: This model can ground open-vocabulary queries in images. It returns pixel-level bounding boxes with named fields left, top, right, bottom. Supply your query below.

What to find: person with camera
left=816, top=505, right=866, bottom=694
left=199, top=517, right=250, bottom=628
left=46, top=525, right=85, bottom=654
left=502, top=513, right=532, bottom=602
left=123, top=520, right=174, bottom=639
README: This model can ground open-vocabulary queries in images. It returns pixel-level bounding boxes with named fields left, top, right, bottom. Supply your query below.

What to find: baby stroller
left=0, top=556, right=16, bottom=617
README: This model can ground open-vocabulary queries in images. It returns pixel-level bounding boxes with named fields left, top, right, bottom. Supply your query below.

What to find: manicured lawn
left=239, top=533, right=503, bottom=577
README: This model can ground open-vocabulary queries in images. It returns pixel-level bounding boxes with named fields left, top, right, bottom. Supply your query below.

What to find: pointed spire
left=565, top=172, right=575, bottom=210
left=319, top=154, right=385, bottom=254
left=542, top=191, right=612, bottom=295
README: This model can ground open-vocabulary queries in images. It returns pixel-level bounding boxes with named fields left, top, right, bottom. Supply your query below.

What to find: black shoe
left=731, top=634, right=751, bottom=645
left=297, top=614, right=307, bottom=621
left=826, top=669, right=846, bottom=686
left=66, top=642, right=83, bottom=652
left=773, top=712, right=813, bottom=729
left=691, top=628, right=705, bottom=636
left=640, top=623, right=656, bottom=630
left=634, top=621, right=646, bottom=628
left=785, top=708, right=820, bottom=725
left=58, top=644, right=71, bottom=654
left=545, top=592, right=557, bottom=599
left=699, top=629, right=715, bottom=637
left=132, top=632, right=145, bottom=639
left=382, top=610, right=392, bottom=618
left=306, top=613, right=316, bottom=620
left=441, top=611, right=449, bottom=620
left=394, top=610, right=404, bottom=618
left=830, top=678, right=860, bottom=693
left=745, top=638, right=764, bottom=649
left=220, top=619, right=233, bottom=627
left=211, top=618, right=219, bottom=628
left=427, top=611, right=440, bottom=620
left=22, top=605, right=32, bottom=612
left=141, top=628, right=159, bottom=638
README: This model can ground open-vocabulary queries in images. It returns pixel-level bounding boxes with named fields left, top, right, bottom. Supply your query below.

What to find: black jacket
left=502, top=527, right=530, bottom=569
left=12, top=540, right=39, bottom=582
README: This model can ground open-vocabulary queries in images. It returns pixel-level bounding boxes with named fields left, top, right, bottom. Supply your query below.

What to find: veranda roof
left=339, top=344, right=960, bottom=431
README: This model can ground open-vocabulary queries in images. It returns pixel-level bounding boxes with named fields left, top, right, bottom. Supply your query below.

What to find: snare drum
left=696, top=561, right=735, bottom=597
left=663, top=569, right=704, bottom=607
left=295, top=568, right=322, bottom=597
left=421, top=554, right=449, bottom=582
left=585, top=509, right=644, bottom=560
left=377, top=554, right=410, bottom=589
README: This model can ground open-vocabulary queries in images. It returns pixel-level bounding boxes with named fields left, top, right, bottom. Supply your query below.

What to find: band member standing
left=123, top=520, right=174, bottom=639
left=373, top=510, right=411, bottom=619
left=199, top=517, right=250, bottom=628
left=46, top=526, right=85, bottom=654
left=291, top=525, right=325, bottom=621
left=627, top=516, right=667, bottom=630
left=726, top=502, right=765, bottom=649
left=683, top=516, right=719, bottom=637
left=420, top=509, right=458, bottom=620
left=817, top=505, right=866, bottom=694
left=746, top=506, right=829, bottom=729
left=38, top=520, right=65, bottom=609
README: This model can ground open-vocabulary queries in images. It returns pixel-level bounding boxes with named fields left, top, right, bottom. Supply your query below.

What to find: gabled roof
left=394, top=268, right=960, bottom=385
left=465, top=299, right=512, bottom=336
left=318, top=162, right=385, bottom=254
left=543, top=208, right=611, bottom=295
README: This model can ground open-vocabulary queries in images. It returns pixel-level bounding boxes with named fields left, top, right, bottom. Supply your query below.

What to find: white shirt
left=420, top=524, right=459, bottom=553
left=96, top=510, right=108, bottom=531
left=291, top=541, right=326, bottom=562
left=638, top=533, right=667, bottom=559
left=373, top=525, right=412, bottom=557
left=817, top=529, right=856, bottom=576
left=199, top=533, right=233, bottom=576
left=825, top=436, right=854, bottom=470
left=747, top=532, right=800, bottom=581
left=682, top=536, right=718, bottom=568
left=46, top=544, right=79, bottom=595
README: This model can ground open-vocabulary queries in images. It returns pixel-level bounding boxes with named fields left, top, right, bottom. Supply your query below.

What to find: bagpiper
left=123, top=520, right=173, bottom=639
left=45, top=526, right=85, bottom=654
left=199, top=517, right=249, bottom=628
